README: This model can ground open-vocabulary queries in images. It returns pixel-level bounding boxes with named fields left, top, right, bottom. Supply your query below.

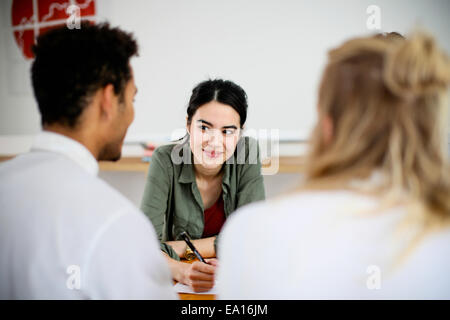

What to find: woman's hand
left=181, top=258, right=218, bottom=292
left=166, top=237, right=217, bottom=259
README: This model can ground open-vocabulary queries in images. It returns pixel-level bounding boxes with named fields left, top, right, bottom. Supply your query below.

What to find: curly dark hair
left=31, top=22, right=138, bottom=128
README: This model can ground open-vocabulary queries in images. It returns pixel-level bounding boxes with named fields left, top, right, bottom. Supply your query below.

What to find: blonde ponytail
left=305, top=30, right=450, bottom=223
left=384, top=31, right=450, bottom=99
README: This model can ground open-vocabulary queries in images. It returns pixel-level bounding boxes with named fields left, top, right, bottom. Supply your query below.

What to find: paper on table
left=174, top=282, right=218, bottom=295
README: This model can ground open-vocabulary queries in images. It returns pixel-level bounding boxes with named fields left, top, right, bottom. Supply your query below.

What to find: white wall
left=1, top=0, right=449, bottom=207
left=1, top=0, right=450, bottom=142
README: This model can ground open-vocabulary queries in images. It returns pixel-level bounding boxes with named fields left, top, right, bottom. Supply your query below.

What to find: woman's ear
left=321, top=114, right=333, bottom=145
left=185, top=116, right=190, bottom=135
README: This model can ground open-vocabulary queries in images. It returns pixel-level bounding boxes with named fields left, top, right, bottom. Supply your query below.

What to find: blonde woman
left=217, top=31, right=450, bottom=299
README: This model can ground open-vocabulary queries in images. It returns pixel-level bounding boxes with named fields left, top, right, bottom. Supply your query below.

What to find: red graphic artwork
left=11, top=0, right=96, bottom=59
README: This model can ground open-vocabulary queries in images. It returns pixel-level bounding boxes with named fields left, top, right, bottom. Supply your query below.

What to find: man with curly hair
left=0, top=23, right=176, bottom=300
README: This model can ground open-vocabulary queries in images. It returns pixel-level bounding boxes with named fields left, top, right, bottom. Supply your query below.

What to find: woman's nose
left=205, top=129, right=222, bottom=144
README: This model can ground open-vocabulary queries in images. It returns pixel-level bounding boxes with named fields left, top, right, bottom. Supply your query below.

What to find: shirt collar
left=175, top=141, right=195, bottom=184
left=348, top=170, right=386, bottom=191
left=179, top=162, right=196, bottom=184
left=30, top=131, right=99, bottom=176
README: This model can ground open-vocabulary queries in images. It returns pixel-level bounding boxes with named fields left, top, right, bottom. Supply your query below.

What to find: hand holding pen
left=179, top=231, right=207, bottom=263
left=178, top=231, right=218, bottom=292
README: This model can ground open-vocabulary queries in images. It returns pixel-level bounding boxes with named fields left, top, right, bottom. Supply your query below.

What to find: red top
left=202, top=194, right=226, bottom=238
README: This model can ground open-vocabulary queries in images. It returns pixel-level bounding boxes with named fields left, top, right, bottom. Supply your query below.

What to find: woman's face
left=188, top=101, right=241, bottom=170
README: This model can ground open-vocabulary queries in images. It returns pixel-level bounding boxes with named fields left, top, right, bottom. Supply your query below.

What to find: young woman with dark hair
left=141, top=79, right=265, bottom=292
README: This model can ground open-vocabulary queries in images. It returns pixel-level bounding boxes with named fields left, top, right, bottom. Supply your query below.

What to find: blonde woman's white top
left=217, top=187, right=450, bottom=299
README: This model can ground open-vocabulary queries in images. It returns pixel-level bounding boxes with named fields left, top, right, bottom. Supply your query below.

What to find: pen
left=179, top=231, right=207, bottom=264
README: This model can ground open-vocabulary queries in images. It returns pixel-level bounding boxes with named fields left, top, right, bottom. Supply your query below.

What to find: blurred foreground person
left=0, top=23, right=176, bottom=299
left=218, top=31, right=450, bottom=299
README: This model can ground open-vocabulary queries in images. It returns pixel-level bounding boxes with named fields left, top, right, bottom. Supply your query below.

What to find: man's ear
left=99, top=84, right=116, bottom=120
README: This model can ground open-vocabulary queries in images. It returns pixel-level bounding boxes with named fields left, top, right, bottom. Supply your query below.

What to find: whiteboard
left=1, top=0, right=449, bottom=144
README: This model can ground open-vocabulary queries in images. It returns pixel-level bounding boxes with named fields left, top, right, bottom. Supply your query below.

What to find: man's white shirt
left=0, top=131, right=176, bottom=299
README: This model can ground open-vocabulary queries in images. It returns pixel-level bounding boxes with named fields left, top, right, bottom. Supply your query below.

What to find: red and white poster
left=11, top=0, right=96, bottom=59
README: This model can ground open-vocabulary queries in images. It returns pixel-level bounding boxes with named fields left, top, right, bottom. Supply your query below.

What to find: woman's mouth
left=202, top=149, right=223, bottom=159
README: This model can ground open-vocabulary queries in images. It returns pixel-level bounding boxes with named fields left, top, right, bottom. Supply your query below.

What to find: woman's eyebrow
left=197, top=120, right=237, bottom=130
left=222, top=125, right=238, bottom=130
left=197, top=119, right=213, bottom=126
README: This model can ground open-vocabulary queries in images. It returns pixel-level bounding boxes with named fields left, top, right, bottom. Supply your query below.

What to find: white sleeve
left=83, top=209, right=177, bottom=299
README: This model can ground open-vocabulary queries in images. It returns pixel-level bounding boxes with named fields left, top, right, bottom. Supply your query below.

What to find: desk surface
left=179, top=292, right=216, bottom=300
left=0, top=155, right=305, bottom=174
